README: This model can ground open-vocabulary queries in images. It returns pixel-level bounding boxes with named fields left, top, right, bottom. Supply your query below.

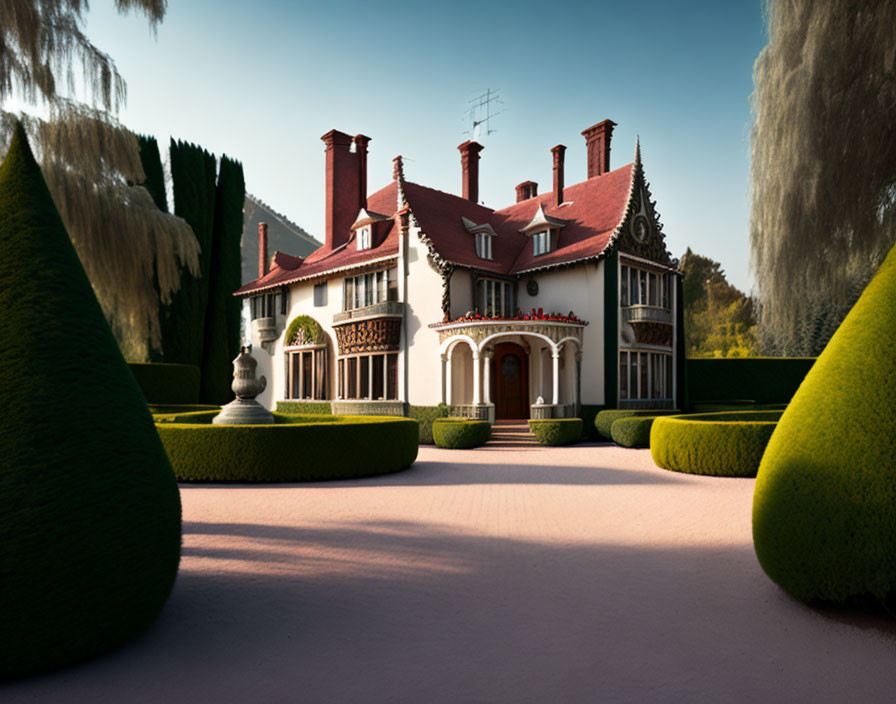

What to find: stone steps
left=487, top=422, right=537, bottom=446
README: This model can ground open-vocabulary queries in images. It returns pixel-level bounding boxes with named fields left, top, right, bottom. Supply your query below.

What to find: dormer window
left=475, top=232, right=493, bottom=260
left=532, top=230, right=554, bottom=256
left=357, top=225, right=372, bottom=250
left=519, top=203, right=568, bottom=258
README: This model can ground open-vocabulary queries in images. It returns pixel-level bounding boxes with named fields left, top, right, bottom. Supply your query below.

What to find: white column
left=551, top=346, right=560, bottom=405
left=537, top=347, right=544, bottom=400
left=472, top=350, right=482, bottom=405
left=441, top=353, right=449, bottom=405
left=445, top=351, right=453, bottom=405
left=483, top=350, right=492, bottom=404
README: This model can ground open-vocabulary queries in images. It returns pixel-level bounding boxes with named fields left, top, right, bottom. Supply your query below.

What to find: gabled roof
left=236, top=143, right=651, bottom=295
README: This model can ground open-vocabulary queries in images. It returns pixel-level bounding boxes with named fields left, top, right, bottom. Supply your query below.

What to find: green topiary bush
left=753, top=242, right=896, bottom=603
left=156, top=412, right=418, bottom=481
left=276, top=400, right=332, bottom=415
left=595, top=409, right=680, bottom=440
left=409, top=404, right=449, bottom=444
left=650, top=411, right=783, bottom=477
left=529, top=418, right=584, bottom=446
left=128, top=362, right=201, bottom=404
left=610, top=416, right=662, bottom=448
left=0, top=124, right=181, bottom=679
left=284, top=315, right=324, bottom=346
left=432, top=418, right=491, bottom=449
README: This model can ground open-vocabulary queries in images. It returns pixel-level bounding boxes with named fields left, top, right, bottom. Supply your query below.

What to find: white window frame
left=533, top=229, right=553, bottom=256
left=357, top=225, right=372, bottom=250
left=343, top=269, right=393, bottom=311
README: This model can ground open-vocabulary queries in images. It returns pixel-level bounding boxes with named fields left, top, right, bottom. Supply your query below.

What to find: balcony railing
left=623, top=305, right=672, bottom=325
left=333, top=300, right=404, bottom=325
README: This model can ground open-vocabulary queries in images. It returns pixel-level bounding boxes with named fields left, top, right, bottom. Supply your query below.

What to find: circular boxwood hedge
left=595, top=409, right=680, bottom=440
left=753, top=241, right=896, bottom=603
left=528, top=418, right=583, bottom=446
left=156, top=412, right=418, bottom=481
left=0, top=125, right=181, bottom=679
left=432, top=418, right=491, bottom=449
left=610, top=415, right=663, bottom=448
left=650, top=411, right=783, bottom=477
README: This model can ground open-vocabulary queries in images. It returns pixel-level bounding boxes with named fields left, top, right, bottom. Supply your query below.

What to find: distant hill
left=242, top=194, right=320, bottom=285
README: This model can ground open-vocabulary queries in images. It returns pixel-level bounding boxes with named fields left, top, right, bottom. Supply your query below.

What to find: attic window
left=533, top=230, right=554, bottom=256
left=475, top=232, right=493, bottom=260
left=357, top=225, right=372, bottom=250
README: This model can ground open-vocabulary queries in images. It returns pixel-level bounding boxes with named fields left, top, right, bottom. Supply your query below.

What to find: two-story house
left=235, top=119, right=684, bottom=422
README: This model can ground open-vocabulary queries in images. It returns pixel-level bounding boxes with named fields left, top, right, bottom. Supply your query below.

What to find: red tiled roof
left=235, top=183, right=400, bottom=294
left=235, top=162, right=636, bottom=294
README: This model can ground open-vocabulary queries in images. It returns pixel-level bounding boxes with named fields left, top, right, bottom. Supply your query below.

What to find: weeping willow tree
left=750, top=0, right=896, bottom=355
left=0, top=0, right=200, bottom=360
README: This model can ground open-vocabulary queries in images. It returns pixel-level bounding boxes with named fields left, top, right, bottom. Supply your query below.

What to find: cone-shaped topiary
left=0, top=123, right=182, bottom=679
left=753, top=242, right=896, bottom=603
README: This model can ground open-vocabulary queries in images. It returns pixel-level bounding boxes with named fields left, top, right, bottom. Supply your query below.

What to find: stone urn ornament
left=213, top=345, right=275, bottom=425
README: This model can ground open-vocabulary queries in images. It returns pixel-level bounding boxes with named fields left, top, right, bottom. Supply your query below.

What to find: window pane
left=630, top=354, right=639, bottom=399
left=639, top=271, right=647, bottom=305
left=303, top=352, right=313, bottom=399
left=667, top=356, right=673, bottom=399
left=372, top=354, right=384, bottom=399
left=348, top=357, right=357, bottom=398
left=630, top=271, right=639, bottom=305
left=621, top=266, right=629, bottom=306
left=291, top=354, right=300, bottom=399
left=388, top=268, right=398, bottom=301
left=337, top=358, right=344, bottom=398
left=344, top=279, right=353, bottom=310
left=619, top=351, right=628, bottom=399
left=360, top=355, right=370, bottom=398
left=640, top=353, right=648, bottom=398
left=387, top=353, right=398, bottom=400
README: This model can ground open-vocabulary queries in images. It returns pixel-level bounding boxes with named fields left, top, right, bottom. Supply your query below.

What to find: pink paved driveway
left=4, top=443, right=895, bottom=702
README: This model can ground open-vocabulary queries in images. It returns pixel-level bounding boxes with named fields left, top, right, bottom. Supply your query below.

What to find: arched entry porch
left=435, top=319, right=585, bottom=422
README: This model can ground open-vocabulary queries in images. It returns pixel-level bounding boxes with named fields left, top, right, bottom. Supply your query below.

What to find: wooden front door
left=492, top=342, right=529, bottom=419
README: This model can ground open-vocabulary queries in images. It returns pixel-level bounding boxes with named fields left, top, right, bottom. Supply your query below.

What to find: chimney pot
left=258, top=222, right=269, bottom=278
left=354, top=134, right=370, bottom=211
left=581, top=119, right=617, bottom=178
left=515, top=180, right=538, bottom=203
left=551, top=145, right=566, bottom=207
left=458, top=140, right=484, bottom=203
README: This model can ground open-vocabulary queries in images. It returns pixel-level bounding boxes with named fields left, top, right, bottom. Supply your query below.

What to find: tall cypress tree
left=200, top=155, right=246, bottom=403
left=160, top=139, right=217, bottom=366
left=136, top=134, right=168, bottom=213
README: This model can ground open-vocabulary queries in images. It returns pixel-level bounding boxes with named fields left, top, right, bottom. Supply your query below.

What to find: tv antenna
left=463, top=88, right=504, bottom=140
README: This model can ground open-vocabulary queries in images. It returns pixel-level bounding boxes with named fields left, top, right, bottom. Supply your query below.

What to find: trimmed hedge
left=686, top=358, right=815, bottom=407
left=276, top=400, right=333, bottom=415
left=156, top=412, right=418, bottom=482
left=529, top=418, right=583, bottom=446
left=610, top=416, right=660, bottom=448
left=432, top=418, right=491, bottom=449
left=409, top=404, right=449, bottom=444
left=128, top=362, right=201, bottom=405
left=650, top=411, right=783, bottom=477
left=753, top=242, right=896, bottom=603
left=0, top=124, right=181, bottom=679
left=595, top=409, right=681, bottom=440
left=150, top=404, right=219, bottom=418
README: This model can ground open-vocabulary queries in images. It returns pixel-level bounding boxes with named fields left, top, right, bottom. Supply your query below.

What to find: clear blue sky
left=83, top=0, right=766, bottom=292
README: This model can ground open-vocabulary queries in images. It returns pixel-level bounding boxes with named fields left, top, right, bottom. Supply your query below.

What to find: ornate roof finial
left=634, top=136, right=642, bottom=167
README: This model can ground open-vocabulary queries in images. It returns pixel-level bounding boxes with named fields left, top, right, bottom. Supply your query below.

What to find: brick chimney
left=458, top=140, right=484, bottom=203
left=551, top=145, right=566, bottom=207
left=582, top=119, right=617, bottom=178
left=515, top=180, right=538, bottom=203
left=258, top=222, right=269, bottom=278
left=354, top=134, right=370, bottom=211
left=321, top=129, right=360, bottom=250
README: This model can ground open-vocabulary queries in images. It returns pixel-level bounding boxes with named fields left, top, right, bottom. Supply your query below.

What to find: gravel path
left=5, top=442, right=896, bottom=703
